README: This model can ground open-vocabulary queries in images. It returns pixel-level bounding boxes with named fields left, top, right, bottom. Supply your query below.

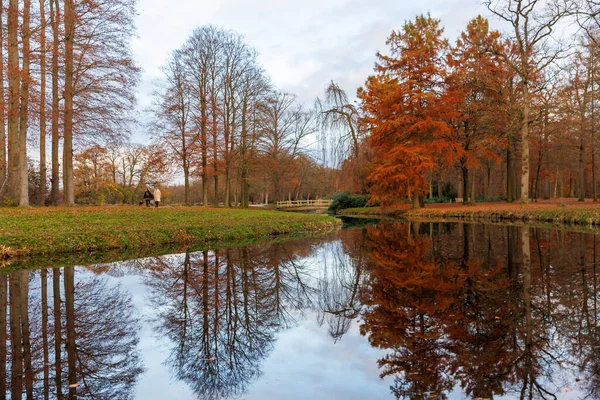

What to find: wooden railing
left=276, top=199, right=332, bottom=208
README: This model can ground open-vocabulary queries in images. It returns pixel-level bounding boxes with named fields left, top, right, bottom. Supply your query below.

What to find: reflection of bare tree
left=1, top=267, right=144, bottom=400
left=70, top=273, right=144, bottom=399
left=315, top=230, right=368, bottom=342
left=0, top=274, right=5, bottom=397
left=146, top=250, right=271, bottom=399
left=144, top=240, right=320, bottom=399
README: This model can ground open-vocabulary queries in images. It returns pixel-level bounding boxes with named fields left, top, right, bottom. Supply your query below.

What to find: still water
left=1, top=220, right=600, bottom=399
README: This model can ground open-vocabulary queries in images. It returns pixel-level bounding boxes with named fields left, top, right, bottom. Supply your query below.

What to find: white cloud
left=131, top=0, right=489, bottom=141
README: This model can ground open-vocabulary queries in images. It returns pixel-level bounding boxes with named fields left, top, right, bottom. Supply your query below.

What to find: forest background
left=0, top=0, right=598, bottom=208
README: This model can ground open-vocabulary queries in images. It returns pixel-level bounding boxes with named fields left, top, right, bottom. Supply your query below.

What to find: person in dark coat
left=143, top=188, right=154, bottom=207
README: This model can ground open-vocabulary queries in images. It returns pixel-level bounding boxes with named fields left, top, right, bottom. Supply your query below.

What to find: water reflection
left=1, top=222, right=600, bottom=399
left=0, top=266, right=144, bottom=399
left=361, top=222, right=600, bottom=399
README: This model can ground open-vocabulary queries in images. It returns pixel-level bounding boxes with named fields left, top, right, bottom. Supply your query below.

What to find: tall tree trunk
left=437, top=168, right=443, bottom=198
left=507, top=145, right=513, bottom=202
left=579, top=139, right=585, bottom=202
left=200, top=85, right=208, bottom=207
left=6, top=0, right=19, bottom=204
left=0, top=0, right=6, bottom=197
left=462, top=164, right=472, bottom=204
left=183, top=163, right=190, bottom=205
left=50, top=0, right=60, bottom=205
left=520, top=80, right=530, bottom=202
left=39, top=0, right=47, bottom=205
left=534, top=149, right=542, bottom=202
left=240, top=101, right=249, bottom=208
left=63, top=0, right=75, bottom=206
left=211, top=87, right=219, bottom=207
left=428, top=173, right=433, bottom=199
left=457, top=168, right=464, bottom=200
left=412, top=193, right=422, bottom=209
left=18, top=0, right=31, bottom=207
left=570, top=174, right=574, bottom=198
left=592, top=54, right=597, bottom=202
left=64, top=267, right=76, bottom=399
left=470, top=171, right=476, bottom=204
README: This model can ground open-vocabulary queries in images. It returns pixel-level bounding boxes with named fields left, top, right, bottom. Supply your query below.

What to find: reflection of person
left=153, top=187, right=162, bottom=208
left=143, top=188, right=154, bottom=207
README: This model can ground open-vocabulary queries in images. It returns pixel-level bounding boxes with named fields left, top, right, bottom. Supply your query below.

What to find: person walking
left=153, top=186, right=162, bottom=208
left=143, top=187, right=154, bottom=207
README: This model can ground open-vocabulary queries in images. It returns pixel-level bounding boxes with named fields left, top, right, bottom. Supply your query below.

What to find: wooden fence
left=276, top=199, right=332, bottom=208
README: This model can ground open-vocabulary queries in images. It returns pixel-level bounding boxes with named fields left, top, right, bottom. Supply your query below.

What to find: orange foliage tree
left=446, top=16, right=507, bottom=204
left=358, top=15, right=458, bottom=209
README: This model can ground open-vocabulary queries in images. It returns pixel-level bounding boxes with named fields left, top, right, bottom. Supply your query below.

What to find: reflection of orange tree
left=360, top=222, right=516, bottom=399
left=360, top=222, right=462, bottom=399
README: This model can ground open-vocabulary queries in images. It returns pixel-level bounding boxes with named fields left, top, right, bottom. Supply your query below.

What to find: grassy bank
left=0, top=206, right=341, bottom=259
left=1, top=228, right=339, bottom=272
left=338, top=200, right=600, bottom=227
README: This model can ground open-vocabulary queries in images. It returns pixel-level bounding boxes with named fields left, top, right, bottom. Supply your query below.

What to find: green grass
left=1, top=229, right=338, bottom=272
left=0, top=206, right=341, bottom=259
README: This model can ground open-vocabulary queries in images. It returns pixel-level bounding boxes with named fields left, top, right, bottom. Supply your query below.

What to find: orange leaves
left=360, top=15, right=452, bottom=208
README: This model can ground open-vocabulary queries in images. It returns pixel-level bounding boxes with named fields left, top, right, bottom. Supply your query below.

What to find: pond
left=1, top=219, right=599, bottom=399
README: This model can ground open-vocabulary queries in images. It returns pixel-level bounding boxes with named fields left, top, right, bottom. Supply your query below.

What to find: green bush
left=424, top=196, right=452, bottom=204
left=328, top=191, right=369, bottom=213
left=476, top=195, right=507, bottom=203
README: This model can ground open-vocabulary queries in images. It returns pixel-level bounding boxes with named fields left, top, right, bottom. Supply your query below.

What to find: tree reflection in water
left=0, top=267, right=144, bottom=399
left=1, top=222, right=600, bottom=400
left=144, top=242, right=319, bottom=399
left=360, top=221, right=600, bottom=400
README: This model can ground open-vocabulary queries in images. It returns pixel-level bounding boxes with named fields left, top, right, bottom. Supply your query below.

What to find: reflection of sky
left=91, top=246, right=393, bottom=400
left=247, top=310, right=390, bottom=400
left=69, top=228, right=596, bottom=400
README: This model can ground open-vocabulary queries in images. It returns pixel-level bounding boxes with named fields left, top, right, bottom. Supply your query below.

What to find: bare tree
left=316, top=81, right=363, bottom=167
left=258, top=91, right=315, bottom=201
left=184, top=26, right=224, bottom=206
left=49, top=0, right=61, bottom=205
left=6, top=0, right=19, bottom=204
left=38, top=0, right=48, bottom=205
left=18, top=0, right=32, bottom=207
left=0, top=0, right=6, bottom=197
left=153, top=50, right=198, bottom=205
left=485, top=0, right=579, bottom=202
left=63, top=0, right=75, bottom=205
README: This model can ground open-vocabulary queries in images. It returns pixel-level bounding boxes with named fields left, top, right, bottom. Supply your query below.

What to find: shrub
left=424, top=196, right=452, bottom=204
left=328, top=191, right=369, bottom=213
left=475, top=195, right=507, bottom=203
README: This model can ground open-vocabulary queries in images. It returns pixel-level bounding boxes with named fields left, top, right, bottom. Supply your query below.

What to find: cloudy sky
left=131, top=0, right=490, bottom=130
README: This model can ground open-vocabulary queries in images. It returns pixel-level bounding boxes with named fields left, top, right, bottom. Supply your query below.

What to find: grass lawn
left=0, top=206, right=341, bottom=258
left=338, top=199, right=600, bottom=226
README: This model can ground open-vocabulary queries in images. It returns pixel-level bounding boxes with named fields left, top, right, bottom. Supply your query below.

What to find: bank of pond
left=1, top=219, right=598, bottom=399
left=0, top=207, right=341, bottom=259
left=340, top=201, right=600, bottom=228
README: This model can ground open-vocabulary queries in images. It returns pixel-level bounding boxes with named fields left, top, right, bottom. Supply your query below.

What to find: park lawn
left=0, top=206, right=341, bottom=258
left=338, top=199, right=600, bottom=226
